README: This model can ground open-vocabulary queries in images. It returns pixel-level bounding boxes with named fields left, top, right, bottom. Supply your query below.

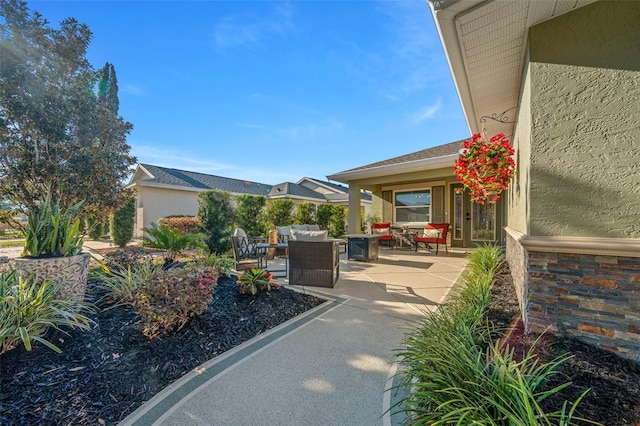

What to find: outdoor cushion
left=307, top=224, right=320, bottom=231
left=373, top=227, right=390, bottom=234
left=290, top=229, right=328, bottom=241
left=423, top=229, right=440, bottom=238
left=292, top=224, right=309, bottom=230
left=276, top=226, right=292, bottom=237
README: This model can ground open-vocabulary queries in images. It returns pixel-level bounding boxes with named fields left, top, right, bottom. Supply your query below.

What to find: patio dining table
left=390, top=227, right=418, bottom=249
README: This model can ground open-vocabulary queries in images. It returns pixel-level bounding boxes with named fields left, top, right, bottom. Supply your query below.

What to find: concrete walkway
left=120, top=248, right=469, bottom=426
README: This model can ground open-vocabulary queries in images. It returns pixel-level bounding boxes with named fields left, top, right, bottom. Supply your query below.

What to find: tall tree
left=98, top=62, right=119, bottom=113
left=0, top=0, right=136, bottom=216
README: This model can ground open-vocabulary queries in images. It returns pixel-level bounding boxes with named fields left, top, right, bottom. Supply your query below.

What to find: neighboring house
left=270, top=177, right=372, bottom=211
left=327, top=140, right=506, bottom=249
left=332, top=0, right=640, bottom=360
left=127, top=164, right=371, bottom=238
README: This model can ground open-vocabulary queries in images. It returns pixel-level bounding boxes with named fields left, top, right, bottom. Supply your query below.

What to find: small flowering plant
left=237, top=267, right=280, bottom=295
left=454, top=131, right=515, bottom=204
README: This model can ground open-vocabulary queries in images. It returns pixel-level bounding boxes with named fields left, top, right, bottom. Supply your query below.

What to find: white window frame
left=393, top=188, right=431, bottom=226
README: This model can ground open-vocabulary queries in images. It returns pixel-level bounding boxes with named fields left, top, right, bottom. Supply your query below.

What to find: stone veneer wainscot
left=506, top=227, right=640, bottom=362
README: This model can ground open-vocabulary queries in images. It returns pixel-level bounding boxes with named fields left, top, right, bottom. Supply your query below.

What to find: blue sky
left=28, top=0, right=469, bottom=184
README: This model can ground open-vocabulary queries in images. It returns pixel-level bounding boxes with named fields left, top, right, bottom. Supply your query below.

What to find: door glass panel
left=454, top=191, right=463, bottom=240
left=471, top=202, right=495, bottom=241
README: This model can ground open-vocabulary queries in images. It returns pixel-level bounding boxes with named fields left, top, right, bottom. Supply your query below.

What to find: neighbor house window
left=394, top=189, right=430, bottom=224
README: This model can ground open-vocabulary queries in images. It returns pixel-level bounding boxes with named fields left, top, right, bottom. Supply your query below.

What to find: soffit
left=431, top=0, right=596, bottom=137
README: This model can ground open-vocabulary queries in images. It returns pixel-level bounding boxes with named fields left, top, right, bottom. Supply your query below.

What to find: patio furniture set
left=231, top=222, right=449, bottom=289
left=370, top=222, right=449, bottom=255
left=231, top=225, right=344, bottom=288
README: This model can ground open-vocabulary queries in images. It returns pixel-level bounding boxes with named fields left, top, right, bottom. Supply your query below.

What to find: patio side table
left=256, top=242, right=288, bottom=277
left=345, top=234, right=379, bottom=262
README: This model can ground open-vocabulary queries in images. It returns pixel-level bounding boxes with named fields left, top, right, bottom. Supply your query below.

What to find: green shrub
left=396, top=245, right=589, bottom=425
left=237, top=267, right=280, bottom=295
left=329, top=205, right=346, bottom=238
left=198, top=189, right=234, bottom=255
left=159, top=215, right=200, bottom=234
left=85, top=215, right=106, bottom=240
left=264, top=199, right=294, bottom=228
left=0, top=270, right=94, bottom=354
left=110, top=197, right=135, bottom=247
left=316, top=204, right=333, bottom=230
left=234, top=195, right=267, bottom=237
left=133, top=266, right=218, bottom=337
left=362, top=212, right=381, bottom=233
left=143, top=222, right=202, bottom=265
left=293, top=202, right=316, bottom=225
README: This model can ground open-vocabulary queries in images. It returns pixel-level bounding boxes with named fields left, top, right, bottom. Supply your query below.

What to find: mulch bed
left=488, top=264, right=640, bottom=425
left=0, top=275, right=325, bottom=426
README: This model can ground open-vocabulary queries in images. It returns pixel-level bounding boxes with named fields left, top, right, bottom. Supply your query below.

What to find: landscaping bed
left=488, top=265, right=640, bottom=425
left=0, top=275, right=325, bottom=425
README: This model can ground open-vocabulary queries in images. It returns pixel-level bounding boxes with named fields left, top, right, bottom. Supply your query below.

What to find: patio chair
left=288, top=240, right=340, bottom=288
left=370, top=222, right=393, bottom=248
left=231, top=228, right=267, bottom=270
left=414, top=223, right=449, bottom=255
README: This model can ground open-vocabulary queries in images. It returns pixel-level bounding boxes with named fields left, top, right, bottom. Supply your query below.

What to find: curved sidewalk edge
left=120, top=292, right=346, bottom=426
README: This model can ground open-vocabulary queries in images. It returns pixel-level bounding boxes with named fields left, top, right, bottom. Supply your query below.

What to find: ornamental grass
left=396, top=244, right=593, bottom=425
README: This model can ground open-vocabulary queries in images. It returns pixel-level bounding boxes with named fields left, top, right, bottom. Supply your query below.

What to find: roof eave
left=327, top=153, right=459, bottom=183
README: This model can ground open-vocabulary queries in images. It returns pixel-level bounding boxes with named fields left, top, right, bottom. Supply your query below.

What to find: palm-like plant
left=143, top=222, right=203, bottom=266
left=22, top=189, right=84, bottom=258
left=0, top=270, right=94, bottom=355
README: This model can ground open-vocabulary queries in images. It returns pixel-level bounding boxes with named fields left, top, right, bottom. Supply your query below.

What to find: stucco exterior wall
left=135, top=187, right=200, bottom=238
left=527, top=1, right=640, bottom=238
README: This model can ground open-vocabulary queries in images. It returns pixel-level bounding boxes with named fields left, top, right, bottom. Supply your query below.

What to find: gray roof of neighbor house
left=132, top=164, right=272, bottom=196
left=297, top=177, right=373, bottom=202
left=129, top=164, right=372, bottom=203
left=268, top=182, right=326, bottom=201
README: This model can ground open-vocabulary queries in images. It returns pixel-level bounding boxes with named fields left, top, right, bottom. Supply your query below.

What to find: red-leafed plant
left=237, top=267, right=280, bottom=295
left=134, top=266, right=218, bottom=337
left=454, top=131, right=515, bottom=204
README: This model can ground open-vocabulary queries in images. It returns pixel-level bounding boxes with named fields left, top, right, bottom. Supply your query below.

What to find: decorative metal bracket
left=430, top=0, right=461, bottom=11
left=480, top=106, right=518, bottom=125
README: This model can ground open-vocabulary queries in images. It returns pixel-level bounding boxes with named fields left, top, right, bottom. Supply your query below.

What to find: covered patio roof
left=327, top=140, right=464, bottom=183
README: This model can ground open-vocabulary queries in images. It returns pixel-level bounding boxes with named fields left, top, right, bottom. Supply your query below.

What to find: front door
left=451, top=184, right=499, bottom=248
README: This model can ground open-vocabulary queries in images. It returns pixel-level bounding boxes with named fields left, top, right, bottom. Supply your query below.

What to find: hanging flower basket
left=453, top=131, right=515, bottom=204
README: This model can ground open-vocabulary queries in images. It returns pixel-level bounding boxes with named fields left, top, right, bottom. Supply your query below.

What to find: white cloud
left=213, top=2, right=294, bottom=48
left=130, top=143, right=317, bottom=184
left=415, top=100, right=442, bottom=122
left=121, top=83, right=145, bottom=97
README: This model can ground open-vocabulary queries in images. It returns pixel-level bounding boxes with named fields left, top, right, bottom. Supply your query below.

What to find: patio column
left=348, top=184, right=362, bottom=234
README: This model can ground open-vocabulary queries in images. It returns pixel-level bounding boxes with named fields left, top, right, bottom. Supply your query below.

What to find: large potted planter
left=14, top=191, right=89, bottom=302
